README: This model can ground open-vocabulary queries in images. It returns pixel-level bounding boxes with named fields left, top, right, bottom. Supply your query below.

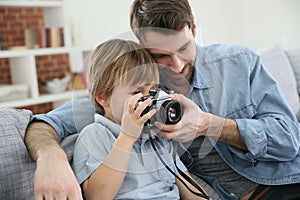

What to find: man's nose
left=171, top=54, right=185, bottom=72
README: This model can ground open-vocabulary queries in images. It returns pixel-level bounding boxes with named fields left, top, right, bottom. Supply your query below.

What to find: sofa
left=0, top=108, right=78, bottom=200
left=0, top=44, right=299, bottom=199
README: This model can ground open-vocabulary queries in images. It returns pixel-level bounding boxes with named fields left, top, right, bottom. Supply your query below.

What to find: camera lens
left=159, top=100, right=183, bottom=124
left=168, top=107, right=177, bottom=120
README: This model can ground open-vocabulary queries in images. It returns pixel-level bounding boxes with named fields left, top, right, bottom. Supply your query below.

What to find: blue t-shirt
left=73, top=114, right=187, bottom=200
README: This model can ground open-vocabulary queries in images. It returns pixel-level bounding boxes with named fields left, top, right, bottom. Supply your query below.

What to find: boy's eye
left=131, top=91, right=141, bottom=95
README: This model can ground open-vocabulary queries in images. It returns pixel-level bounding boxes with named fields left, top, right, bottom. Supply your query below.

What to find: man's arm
left=205, top=114, right=247, bottom=151
left=25, top=122, right=61, bottom=161
left=157, top=92, right=299, bottom=159
left=25, top=122, right=83, bottom=200
left=24, top=98, right=94, bottom=200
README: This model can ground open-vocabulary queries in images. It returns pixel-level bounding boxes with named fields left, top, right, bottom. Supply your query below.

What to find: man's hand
left=155, top=93, right=247, bottom=150
left=154, top=93, right=211, bottom=142
left=34, top=147, right=82, bottom=200
left=25, top=122, right=83, bottom=199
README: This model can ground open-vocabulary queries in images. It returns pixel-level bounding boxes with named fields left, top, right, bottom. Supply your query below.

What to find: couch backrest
left=259, top=44, right=300, bottom=120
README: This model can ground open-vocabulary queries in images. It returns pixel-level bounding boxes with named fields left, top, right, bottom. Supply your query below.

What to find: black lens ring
left=160, top=100, right=183, bottom=124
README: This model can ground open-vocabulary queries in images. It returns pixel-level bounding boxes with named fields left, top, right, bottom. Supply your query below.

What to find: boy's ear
left=95, top=93, right=109, bottom=107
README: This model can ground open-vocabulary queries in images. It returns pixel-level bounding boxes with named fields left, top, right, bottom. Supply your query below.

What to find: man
left=26, top=0, right=300, bottom=199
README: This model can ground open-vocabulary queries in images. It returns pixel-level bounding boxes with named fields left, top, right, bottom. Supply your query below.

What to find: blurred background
left=0, top=0, right=299, bottom=114
left=65, top=0, right=300, bottom=51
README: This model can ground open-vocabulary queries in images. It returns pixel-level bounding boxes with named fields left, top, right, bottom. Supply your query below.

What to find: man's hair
left=87, top=39, right=159, bottom=113
left=130, top=0, right=194, bottom=41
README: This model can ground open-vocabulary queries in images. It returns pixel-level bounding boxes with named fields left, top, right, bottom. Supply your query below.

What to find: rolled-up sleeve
left=235, top=53, right=300, bottom=161
left=31, top=98, right=95, bottom=141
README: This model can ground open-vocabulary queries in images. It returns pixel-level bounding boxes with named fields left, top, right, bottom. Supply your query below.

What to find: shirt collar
left=190, top=45, right=214, bottom=90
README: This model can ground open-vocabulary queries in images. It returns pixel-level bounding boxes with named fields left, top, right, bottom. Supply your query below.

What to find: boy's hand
left=121, top=93, right=156, bottom=141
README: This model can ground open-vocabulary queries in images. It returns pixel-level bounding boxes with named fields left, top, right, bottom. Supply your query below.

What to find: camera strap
left=146, top=128, right=211, bottom=200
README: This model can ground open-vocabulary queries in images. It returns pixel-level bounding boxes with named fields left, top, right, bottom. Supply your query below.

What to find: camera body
left=138, top=89, right=183, bottom=126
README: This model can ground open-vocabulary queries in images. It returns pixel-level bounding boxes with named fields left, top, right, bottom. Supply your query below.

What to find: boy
left=72, top=39, right=208, bottom=199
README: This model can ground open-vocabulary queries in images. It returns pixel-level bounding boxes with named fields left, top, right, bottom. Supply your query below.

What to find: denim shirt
left=32, top=44, right=300, bottom=199
left=187, top=44, right=300, bottom=186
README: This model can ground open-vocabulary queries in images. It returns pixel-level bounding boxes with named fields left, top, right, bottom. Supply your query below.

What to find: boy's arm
left=176, top=171, right=208, bottom=200
left=82, top=132, right=136, bottom=200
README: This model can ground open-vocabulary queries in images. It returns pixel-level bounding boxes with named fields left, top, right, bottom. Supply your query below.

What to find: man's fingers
left=154, top=121, right=177, bottom=132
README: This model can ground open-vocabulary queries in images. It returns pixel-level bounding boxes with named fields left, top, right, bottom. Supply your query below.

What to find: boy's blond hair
left=87, top=39, right=159, bottom=113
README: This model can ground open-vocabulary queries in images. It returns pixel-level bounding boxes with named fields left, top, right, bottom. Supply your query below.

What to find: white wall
left=65, top=0, right=300, bottom=51
left=64, top=0, right=132, bottom=50
left=189, top=0, right=243, bottom=46
left=241, top=0, right=300, bottom=50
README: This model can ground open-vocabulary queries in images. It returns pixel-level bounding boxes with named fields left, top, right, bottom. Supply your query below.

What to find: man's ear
left=95, top=93, right=109, bottom=107
left=193, top=24, right=197, bottom=36
left=192, top=15, right=197, bottom=36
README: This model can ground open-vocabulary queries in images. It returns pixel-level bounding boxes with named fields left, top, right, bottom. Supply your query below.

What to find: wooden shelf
left=0, top=1, right=63, bottom=8
left=0, top=89, right=88, bottom=108
left=0, top=0, right=90, bottom=110
left=0, top=47, right=73, bottom=58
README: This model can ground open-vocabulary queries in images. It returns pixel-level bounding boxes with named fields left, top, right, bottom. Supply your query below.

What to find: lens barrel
left=159, top=100, right=183, bottom=124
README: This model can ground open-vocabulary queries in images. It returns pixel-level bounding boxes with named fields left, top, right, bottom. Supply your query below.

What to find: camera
left=137, top=89, right=184, bottom=126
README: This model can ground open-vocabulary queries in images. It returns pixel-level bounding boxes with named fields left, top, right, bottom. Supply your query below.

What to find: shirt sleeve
left=72, top=123, right=114, bottom=184
left=235, top=51, right=300, bottom=161
left=31, top=98, right=96, bottom=141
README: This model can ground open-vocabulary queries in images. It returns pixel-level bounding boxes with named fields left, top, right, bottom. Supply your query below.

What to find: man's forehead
left=142, top=26, right=192, bottom=53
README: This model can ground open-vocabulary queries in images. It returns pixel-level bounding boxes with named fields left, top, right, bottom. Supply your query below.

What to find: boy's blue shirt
left=72, top=114, right=186, bottom=199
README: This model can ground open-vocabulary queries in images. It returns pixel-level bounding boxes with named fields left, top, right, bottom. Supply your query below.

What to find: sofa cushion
left=0, top=108, right=79, bottom=200
left=259, top=44, right=300, bottom=119
left=0, top=108, right=35, bottom=200
left=286, top=49, right=300, bottom=97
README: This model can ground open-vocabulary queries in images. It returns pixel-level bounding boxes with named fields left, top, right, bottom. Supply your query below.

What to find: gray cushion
left=0, top=108, right=79, bottom=199
left=259, top=44, right=300, bottom=118
left=0, top=108, right=35, bottom=200
left=286, top=49, right=300, bottom=97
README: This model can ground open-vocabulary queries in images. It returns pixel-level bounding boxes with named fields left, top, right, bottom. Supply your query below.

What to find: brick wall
left=0, top=7, right=44, bottom=49
left=0, top=7, right=70, bottom=114
left=36, top=54, right=70, bottom=94
left=0, top=58, right=11, bottom=84
left=20, top=102, right=54, bottom=114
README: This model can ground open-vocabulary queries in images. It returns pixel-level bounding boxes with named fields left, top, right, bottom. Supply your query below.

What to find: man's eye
left=179, top=45, right=188, bottom=52
left=152, top=54, right=166, bottom=59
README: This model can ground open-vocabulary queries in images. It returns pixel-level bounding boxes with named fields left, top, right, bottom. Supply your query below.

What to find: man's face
left=142, top=26, right=197, bottom=93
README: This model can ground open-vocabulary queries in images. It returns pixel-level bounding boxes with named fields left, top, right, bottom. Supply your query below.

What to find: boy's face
left=142, top=26, right=197, bottom=93
left=103, top=81, right=158, bottom=124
